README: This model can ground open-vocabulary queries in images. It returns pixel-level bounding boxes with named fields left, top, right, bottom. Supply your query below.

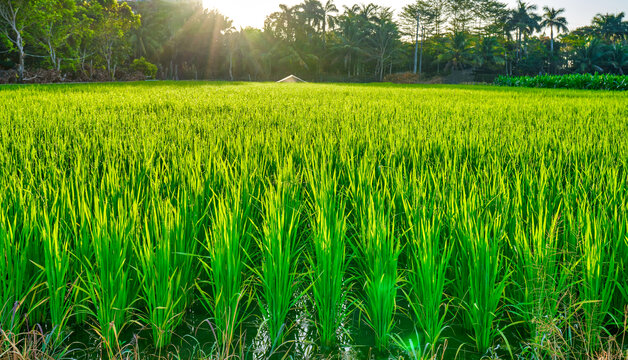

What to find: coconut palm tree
left=506, top=1, right=540, bottom=59
left=541, top=7, right=568, bottom=54
left=437, top=31, right=474, bottom=71
left=321, top=0, right=338, bottom=48
left=609, top=43, right=628, bottom=74
left=572, top=38, right=610, bottom=74
left=592, top=12, right=628, bottom=42
left=475, top=36, right=504, bottom=68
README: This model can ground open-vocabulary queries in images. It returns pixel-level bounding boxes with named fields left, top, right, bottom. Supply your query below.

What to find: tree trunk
left=322, top=19, right=327, bottom=49
left=419, top=26, right=424, bottom=79
left=550, top=26, right=554, bottom=54
left=229, top=53, right=233, bottom=81
left=550, top=26, right=554, bottom=74
left=17, top=32, right=24, bottom=83
left=413, top=14, right=419, bottom=74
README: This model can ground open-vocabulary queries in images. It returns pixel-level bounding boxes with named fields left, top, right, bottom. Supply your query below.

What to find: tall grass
left=350, top=159, right=400, bottom=351
left=198, top=169, right=253, bottom=356
left=255, top=158, right=303, bottom=346
left=455, top=193, right=508, bottom=354
left=306, top=155, right=348, bottom=348
left=81, top=197, right=137, bottom=358
left=401, top=172, right=451, bottom=356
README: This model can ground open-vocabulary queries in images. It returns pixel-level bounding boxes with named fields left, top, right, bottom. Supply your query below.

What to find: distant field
left=1, top=82, right=627, bottom=359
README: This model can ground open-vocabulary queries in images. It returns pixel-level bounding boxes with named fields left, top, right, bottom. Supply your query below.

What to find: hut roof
left=277, top=75, right=306, bottom=83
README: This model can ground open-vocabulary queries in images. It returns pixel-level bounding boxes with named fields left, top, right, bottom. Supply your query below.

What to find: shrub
left=130, top=57, right=158, bottom=79
left=494, top=73, right=628, bottom=90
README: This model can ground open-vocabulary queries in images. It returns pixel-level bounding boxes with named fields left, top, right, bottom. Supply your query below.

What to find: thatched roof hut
left=277, top=75, right=306, bottom=83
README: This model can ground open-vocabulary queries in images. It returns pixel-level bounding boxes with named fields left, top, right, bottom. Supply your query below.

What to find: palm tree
left=300, top=0, right=324, bottom=31
left=475, top=36, right=504, bottom=69
left=592, top=12, right=628, bottom=42
left=438, top=32, right=474, bottom=71
left=541, top=7, right=568, bottom=54
left=572, top=38, right=610, bottom=74
left=609, top=43, right=628, bottom=75
left=507, top=1, right=540, bottom=59
left=321, top=0, right=338, bottom=48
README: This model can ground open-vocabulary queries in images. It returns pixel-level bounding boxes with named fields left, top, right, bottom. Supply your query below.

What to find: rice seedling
left=455, top=192, right=508, bottom=354
left=81, top=196, right=137, bottom=358
left=255, top=157, right=303, bottom=348
left=350, top=160, right=400, bottom=351
left=305, top=154, right=349, bottom=349
left=136, top=198, right=195, bottom=350
left=197, top=168, right=254, bottom=357
left=401, top=180, right=451, bottom=356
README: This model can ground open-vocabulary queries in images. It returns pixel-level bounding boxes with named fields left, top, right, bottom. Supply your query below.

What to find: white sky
left=202, top=0, right=627, bottom=30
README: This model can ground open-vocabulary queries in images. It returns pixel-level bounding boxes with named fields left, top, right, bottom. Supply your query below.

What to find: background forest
left=0, top=0, right=627, bottom=83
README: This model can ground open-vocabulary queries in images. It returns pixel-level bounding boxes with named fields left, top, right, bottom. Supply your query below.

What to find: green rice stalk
left=39, top=203, right=73, bottom=348
left=81, top=197, right=136, bottom=358
left=197, top=177, right=253, bottom=356
left=306, top=157, right=348, bottom=348
left=456, top=194, right=508, bottom=353
left=255, top=158, right=303, bottom=346
left=402, top=197, right=451, bottom=354
left=136, top=198, right=196, bottom=349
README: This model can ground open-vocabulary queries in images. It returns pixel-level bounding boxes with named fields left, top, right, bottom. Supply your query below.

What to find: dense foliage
left=0, top=82, right=626, bottom=359
left=0, top=0, right=627, bottom=83
left=495, top=73, right=628, bottom=90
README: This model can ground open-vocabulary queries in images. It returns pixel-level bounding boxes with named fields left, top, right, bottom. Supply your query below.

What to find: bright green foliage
left=0, top=82, right=626, bottom=358
left=136, top=198, right=197, bottom=349
left=81, top=197, right=137, bottom=358
left=256, top=158, right=303, bottom=346
left=40, top=205, right=72, bottom=347
left=401, top=167, right=451, bottom=356
left=495, top=73, right=628, bottom=90
left=198, top=164, right=254, bottom=356
left=306, top=154, right=348, bottom=348
left=350, top=160, right=400, bottom=351
left=455, top=194, right=508, bottom=354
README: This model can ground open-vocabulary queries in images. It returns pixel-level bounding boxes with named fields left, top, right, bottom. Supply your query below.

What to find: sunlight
left=202, top=0, right=300, bottom=28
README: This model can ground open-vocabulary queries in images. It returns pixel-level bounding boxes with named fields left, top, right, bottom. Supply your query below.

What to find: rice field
left=0, top=82, right=627, bottom=359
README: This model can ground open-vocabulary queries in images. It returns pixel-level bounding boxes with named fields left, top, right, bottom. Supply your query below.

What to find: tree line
left=1, top=0, right=627, bottom=83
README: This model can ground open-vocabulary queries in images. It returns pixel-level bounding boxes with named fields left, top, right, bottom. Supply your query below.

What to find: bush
left=494, top=74, right=628, bottom=91
left=130, top=57, right=157, bottom=79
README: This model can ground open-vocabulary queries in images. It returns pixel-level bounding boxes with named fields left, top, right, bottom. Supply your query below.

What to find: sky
left=202, top=0, right=627, bottom=31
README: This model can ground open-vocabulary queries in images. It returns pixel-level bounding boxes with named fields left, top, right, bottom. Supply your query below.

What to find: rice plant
left=197, top=171, right=253, bottom=356
left=350, top=160, right=400, bottom=351
left=136, top=199, right=196, bottom=350
left=455, top=193, right=508, bottom=354
left=306, top=155, right=349, bottom=349
left=402, top=187, right=451, bottom=356
left=0, top=188, right=43, bottom=338
left=0, top=82, right=626, bottom=359
left=39, top=206, right=72, bottom=348
left=255, top=158, right=303, bottom=347
left=508, top=169, right=571, bottom=348
left=578, top=208, right=621, bottom=352
left=81, top=197, right=137, bottom=358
